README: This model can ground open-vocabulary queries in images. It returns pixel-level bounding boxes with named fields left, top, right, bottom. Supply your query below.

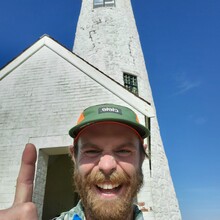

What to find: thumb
left=13, top=143, right=37, bottom=205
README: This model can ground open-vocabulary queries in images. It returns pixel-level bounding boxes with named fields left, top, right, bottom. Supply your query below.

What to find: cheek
left=117, top=153, right=141, bottom=172
left=118, top=161, right=139, bottom=178
left=77, top=159, right=98, bottom=178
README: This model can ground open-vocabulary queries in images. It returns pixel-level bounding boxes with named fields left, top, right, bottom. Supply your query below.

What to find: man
left=0, top=103, right=149, bottom=220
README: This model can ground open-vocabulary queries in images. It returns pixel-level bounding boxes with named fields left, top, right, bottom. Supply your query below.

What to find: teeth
left=97, top=183, right=119, bottom=189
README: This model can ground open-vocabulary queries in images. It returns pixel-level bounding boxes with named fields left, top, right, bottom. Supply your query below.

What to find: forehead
left=77, top=122, right=140, bottom=144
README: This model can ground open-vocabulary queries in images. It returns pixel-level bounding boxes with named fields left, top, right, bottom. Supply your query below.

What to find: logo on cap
left=98, top=107, right=122, bottom=115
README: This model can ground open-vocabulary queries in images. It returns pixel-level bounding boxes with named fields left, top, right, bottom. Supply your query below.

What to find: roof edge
left=0, top=35, right=155, bottom=117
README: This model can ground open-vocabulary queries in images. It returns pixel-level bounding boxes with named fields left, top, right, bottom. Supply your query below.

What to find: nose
left=98, top=154, right=117, bottom=175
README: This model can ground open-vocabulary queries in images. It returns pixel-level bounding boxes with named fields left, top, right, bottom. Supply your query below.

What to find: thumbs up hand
left=0, top=144, right=38, bottom=220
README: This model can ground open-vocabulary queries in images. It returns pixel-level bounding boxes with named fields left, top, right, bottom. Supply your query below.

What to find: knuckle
left=21, top=202, right=37, bottom=215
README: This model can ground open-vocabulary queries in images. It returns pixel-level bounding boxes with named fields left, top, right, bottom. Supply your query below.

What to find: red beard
left=74, top=168, right=143, bottom=220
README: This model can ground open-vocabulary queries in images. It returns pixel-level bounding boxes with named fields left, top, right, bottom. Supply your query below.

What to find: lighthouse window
left=94, top=0, right=115, bottom=8
left=123, top=73, right=139, bottom=95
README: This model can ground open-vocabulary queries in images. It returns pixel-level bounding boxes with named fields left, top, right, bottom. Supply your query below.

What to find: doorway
left=42, top=154, right=79, bottom=220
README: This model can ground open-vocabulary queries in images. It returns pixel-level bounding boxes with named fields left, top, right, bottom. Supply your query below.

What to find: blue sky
left=1, top=0, right=220, bottom=219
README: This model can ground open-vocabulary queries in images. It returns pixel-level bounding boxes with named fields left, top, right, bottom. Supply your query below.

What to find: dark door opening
left=42, top=154, right=79, bottom=220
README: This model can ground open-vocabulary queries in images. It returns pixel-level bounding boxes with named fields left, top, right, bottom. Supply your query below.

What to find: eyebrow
left=116, top=142, right=137, bottom=149
left=79, top=141, right=137, bottom=151
left=80, top=142, right=101, bottom=150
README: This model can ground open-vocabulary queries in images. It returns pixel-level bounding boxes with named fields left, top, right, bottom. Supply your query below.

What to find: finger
left=13, top=143, right=37, bottom=205
left=20, top=202, right=38, bottom=220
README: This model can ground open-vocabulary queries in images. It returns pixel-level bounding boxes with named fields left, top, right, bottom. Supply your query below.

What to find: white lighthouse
left=73, top=1, right=181, bottom=219
left=73, top=0, right=153, bottom=102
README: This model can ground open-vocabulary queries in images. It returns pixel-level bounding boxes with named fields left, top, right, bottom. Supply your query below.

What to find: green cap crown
left=69, top=103, right=150, bottom=139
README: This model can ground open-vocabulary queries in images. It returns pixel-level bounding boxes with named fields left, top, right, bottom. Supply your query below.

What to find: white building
left=0, top=0, right=181, bottom=219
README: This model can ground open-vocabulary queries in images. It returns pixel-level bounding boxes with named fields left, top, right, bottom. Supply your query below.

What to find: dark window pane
left=123, top=73, right=138, bottom=95
left=94, top=0, right=115, bottom=8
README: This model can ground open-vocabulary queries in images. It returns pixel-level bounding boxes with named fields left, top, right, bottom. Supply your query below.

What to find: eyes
left=82, top=148, right=133, bottom=158
left=116, top=149, right=132, bottom=156
left=84, top=149, right=101, bottom=157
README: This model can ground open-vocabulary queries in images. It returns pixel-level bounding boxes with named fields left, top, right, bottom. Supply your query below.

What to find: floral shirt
left=55, top=201, right=144, bottom=220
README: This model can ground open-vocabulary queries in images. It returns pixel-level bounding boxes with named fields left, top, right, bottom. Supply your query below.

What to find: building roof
left=0, top=35, right=154, bottom=117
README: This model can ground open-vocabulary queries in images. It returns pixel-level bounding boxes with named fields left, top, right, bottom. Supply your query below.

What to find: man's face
left=72, top=123, right=145, bottom=220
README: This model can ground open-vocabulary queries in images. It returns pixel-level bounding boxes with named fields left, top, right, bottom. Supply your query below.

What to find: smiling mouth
left=96, top=183, right=122, bottom=196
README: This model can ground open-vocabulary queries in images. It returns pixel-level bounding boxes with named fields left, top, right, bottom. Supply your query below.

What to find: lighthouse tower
left=73, top=0, right=153, bottom=102
left=73, top=1, right=181, bottom=219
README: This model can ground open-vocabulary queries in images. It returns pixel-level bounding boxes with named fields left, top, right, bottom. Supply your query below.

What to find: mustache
left=74, top=169, right=131, bottom=188
left=87, top=170, right=130, bottom=185
left=73, top=167, right=144, bottom=197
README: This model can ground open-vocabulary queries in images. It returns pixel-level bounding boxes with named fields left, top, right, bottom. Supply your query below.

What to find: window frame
left=93, top=0, right=116, bottom=8
left=123, top=72, right=139, bottom=95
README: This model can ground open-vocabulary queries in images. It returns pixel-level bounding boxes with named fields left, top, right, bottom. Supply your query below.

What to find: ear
left=143, top=144, right=147, bottom=151
left=69, top=145, right=76, bottom=164
left=141, top=144, right=148, bottom=164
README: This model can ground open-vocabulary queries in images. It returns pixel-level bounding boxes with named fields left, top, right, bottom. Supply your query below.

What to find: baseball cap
left=69, top=103, right=150, bottom=140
